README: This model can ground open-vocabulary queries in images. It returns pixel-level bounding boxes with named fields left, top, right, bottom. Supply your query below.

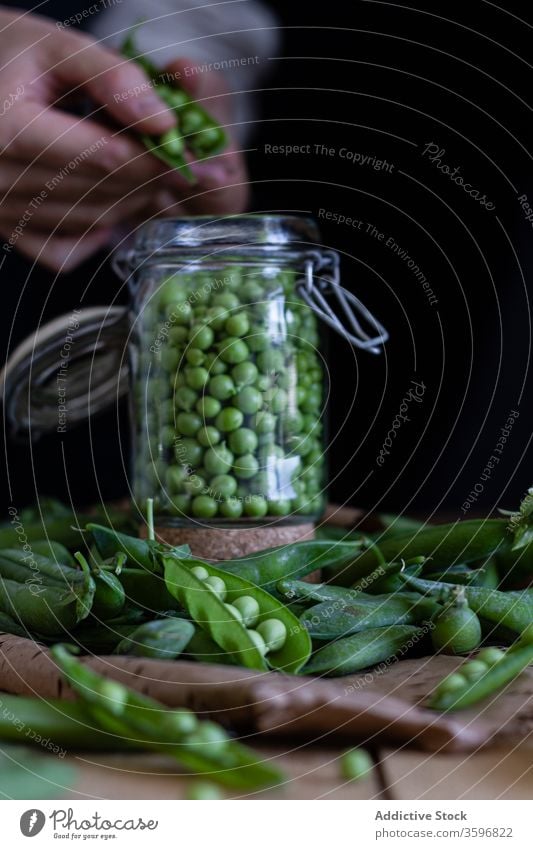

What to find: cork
left=142, top=522, right=315, bottom=561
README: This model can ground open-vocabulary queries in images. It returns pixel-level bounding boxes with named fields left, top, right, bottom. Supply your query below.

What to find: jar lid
left=130, top=215, right=322, bottom=254
left=0, top=307, right=129, bottom=440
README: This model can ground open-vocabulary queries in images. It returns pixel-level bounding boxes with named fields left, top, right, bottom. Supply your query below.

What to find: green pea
left=195, top=396, right=222, bottom=419
left=232, top=595, right=260, bottom=627
left=257, top=349, right=284, bottom=373
left=187, top=722, right=229, bottom=754
left=166, top=464, right=188, bottom=491
left=234, top=453, right=259, bottom=479
left=160, top=347, right=180, bottom=372
left=247, top=629, right=267, bottom=656
left=180, top=106, right=207, bottom=134
left=252, top=411, right=276, bottom=434
left=437, top=673, right=469, bottom=694
left=185, top=366, right=209, bottom=390
left=158, top=276, right=185, bottom=307
left=204, top=575, right=227, bottom=600
left=219, top=337, right=249, bottom=364
left=191, top=495, right=218, bottom=518
left=263, top=387, right=287, bottom=414
left=185, top=347, right=205, bottom=366
left=247, top=328, right=269, bottom=352
left=159, top=425, right=176, bottom=448
left=213, top=292, right=240, bottom=310
left=255, top=374, right=271, bottom=391
left=240, top=281, right=263, bottom=302
left=244, top=495, right=268, bottom=518
left=175, top=438, right=203, bottom=466
left=286, top=411, right=304, bottom=434
left=267, top=499, right=292, bottom=516
left=160, top=126, right=185, bottom=155
left=476, top=647, right=506, bottom=666
left=186, top=781, right=222, bottom=801
left=215, top=407, right=244, bottom=433
left=225, top=312, right=250, bottom=337
left=205, top=306, right=228, bottom=330
left=184, top=474, right=207, bottom=496
left=224, top=603, right=243, bottom=623
left=219, top=497, right=243, bottom=519
left=174, top=386, right=198, bottom=412
left=301, top=390, right=322, bottom=412
left=189, top=324, right=214, bottom=350
left=208, top=374, right=235, bottom=401
left=235, top=386, right=263, bottom=414
left=256, top=618, right=287, bottom=652
left=197, top=425, right=221, bottom=447
left=210, top=474, right=237, bottom=498
left=230, top=362, right=257, bottom=388
left=176, top=411, right=202, bottom=437
left=340, top=748, right=373, bottom=782
left=191, top=565, right=209, bottom=580
left=228, top=428, right=258, bottom=455
left=169, top=493, right=191, bottom=514
left=204, top=445, right=234, bottom=475
left=462, top=659, right=489, bottom=680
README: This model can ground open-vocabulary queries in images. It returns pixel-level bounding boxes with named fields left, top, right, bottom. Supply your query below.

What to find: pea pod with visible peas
left=163, top=557, right=312, bottom=673
left=303, top=625, right=423, bottom=677
left=428, top=631, right=533, bottom=711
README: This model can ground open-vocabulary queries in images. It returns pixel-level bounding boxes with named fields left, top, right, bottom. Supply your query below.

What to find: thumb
left=49, top=32, right=176, bottom=136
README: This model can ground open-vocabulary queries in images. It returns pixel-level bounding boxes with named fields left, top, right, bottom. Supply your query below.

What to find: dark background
left=2, top=0, right=532, bottom=518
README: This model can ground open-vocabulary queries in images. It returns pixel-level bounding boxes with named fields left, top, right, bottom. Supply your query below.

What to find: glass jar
left=0, top=215, right=387, bottom=529
left=112, top=215, right=388, bottom=528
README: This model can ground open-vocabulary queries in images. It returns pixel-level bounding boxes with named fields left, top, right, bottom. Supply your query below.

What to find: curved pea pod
left=120, top=568, right=182, bottom=612
left=31, top=540, right=75, bottom=567
left=87, top=524, right=158, bottom=571
left=114, top=618, right=195, bottom=659
left=324, top=519, right=511, bottom=586
left=0, top=567, right=95, bottom=637
left=299, top=593, right=439, bottom=640
left=163, top=557, right=312, bottom=673
left=221, top=540, right=364, bottom=593
left=303, top=625, right=423, bottom=677
left=91, top=570, right=126, bottom=619
left=400, top=574, right=533, bottom=635
left=277, top=579, right=358, bottom=605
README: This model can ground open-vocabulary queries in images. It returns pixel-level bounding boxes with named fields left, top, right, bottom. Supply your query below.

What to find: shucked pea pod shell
left=324, top=519, right=511, bottom=586
left=303, top=625, right=423, bottom=677
left=401, top=574, right=533, bottom=635
left=164, top=557, right=268, bottom=671
left=114, top=618, right=195, bottom=659
left=300, top=593, right=438, bottom=640
left=164, top=557, right=312, bottom=673
left=221, top=540, right=364, bottom=594
left=186, top=628, right=239, bottom=666
left=120, top=568, right=182, bottom=613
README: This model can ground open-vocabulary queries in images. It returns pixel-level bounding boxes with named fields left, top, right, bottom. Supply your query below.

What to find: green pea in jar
left=113, top=216, right=387, bottom=541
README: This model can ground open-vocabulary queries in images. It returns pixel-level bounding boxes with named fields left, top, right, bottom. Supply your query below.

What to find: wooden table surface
left=62, top=742, right=533, bottom=800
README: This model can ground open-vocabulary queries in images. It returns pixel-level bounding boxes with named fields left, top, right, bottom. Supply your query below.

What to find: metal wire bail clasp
left=298, top=253, right=388, bottom=354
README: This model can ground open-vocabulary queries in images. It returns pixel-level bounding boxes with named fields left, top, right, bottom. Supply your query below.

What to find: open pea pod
left=163, top=557, right=312, bottom=674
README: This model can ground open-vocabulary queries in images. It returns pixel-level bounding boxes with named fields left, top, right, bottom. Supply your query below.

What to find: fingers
left=48, top=30, right=176, bottom=136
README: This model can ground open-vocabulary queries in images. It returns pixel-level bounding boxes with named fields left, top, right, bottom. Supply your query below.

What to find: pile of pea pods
left=2, top=491, right=533, bottom=713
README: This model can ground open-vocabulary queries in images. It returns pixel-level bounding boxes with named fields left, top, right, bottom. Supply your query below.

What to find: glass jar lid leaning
left=112, top=215, right=388, bottom=530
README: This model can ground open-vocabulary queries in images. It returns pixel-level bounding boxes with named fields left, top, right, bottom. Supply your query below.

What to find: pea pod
left=114, top=618, right=195, bottom=659
left=120, top=567, right=181, bottom=612
left=299, top=593, right=438, bottom=640
left=31, top=540, right=75, bottom=567
left=0, top=561, right=95, bottom=636
left=221, top=540, right=364, bottom=593
left=324, top=520, right=511, bottom=586
left=400, top=574, right=533, bottom=635
left=0, top=507, right=133, bottom=551
left=303, top=625, right=423, bottom=676
left=186, top=629, right=237, bottom=666
left=428, top=641, right=533, bottom=711
left=277, top=579, right=359, bottom=605
left=164, top=556, right=312, bottom=673
left=0, top=548, right=86, bottom=586
left=91, top=569, right=126, bottom=620
left=87, top=524, right=159, bottom=572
